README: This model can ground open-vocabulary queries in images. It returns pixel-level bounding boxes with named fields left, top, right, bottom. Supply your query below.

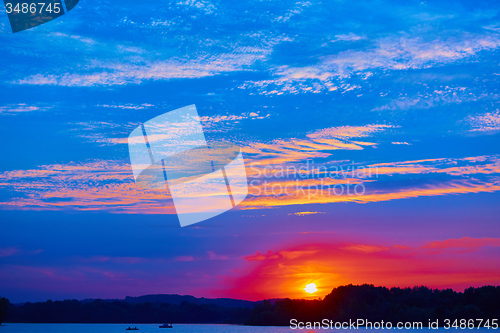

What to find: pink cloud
left=207, top=251, right=229, bottom=260
left=338, top=244, right=390, bottom=254
left=244, top=249, right=318, bottom=262
left=175, top=256, right=196, bottom=262
left=423, top=237, right=500, bottom=250
left=0, top=247, right=19, bottom=257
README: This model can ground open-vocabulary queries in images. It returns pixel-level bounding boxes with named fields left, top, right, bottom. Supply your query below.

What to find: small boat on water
left=126, top=327, right=139, bottom=331
left=159, top=323, right=173, bottom=328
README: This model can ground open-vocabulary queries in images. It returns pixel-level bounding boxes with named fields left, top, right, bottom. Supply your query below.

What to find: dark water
left=0, top=324, right=494, bottom=333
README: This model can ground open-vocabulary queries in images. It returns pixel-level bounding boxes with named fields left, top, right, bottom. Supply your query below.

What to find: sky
left=0, top=0, right=500, bottom=303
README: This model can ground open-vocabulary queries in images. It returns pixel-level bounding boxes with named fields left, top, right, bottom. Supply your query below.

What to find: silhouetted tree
left=246, top=285, right=500, bottom=326
left=0, top=297, right=9, bottom=325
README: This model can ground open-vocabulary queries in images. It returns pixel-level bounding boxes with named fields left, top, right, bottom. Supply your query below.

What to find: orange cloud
left=241, top=124, right=395, bottom=166
left=240, top=178, right=500, bottom=209
left=241, top=154, right=500, bottom=209
left=0, top=160, right=177, bottom=214
left=1, top=151, right=499, bottom=213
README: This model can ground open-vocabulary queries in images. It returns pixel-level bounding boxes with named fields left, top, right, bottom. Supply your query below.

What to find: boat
left=159, top=323, right=173, bottom=328
left=126, top=327, right=139, bottom=331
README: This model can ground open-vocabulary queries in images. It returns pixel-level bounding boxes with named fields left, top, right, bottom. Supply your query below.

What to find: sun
left=304, top=283, right=318, bottom=294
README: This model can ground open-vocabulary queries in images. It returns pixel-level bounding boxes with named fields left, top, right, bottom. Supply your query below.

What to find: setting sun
left=304, top=283, right=318, bottom=294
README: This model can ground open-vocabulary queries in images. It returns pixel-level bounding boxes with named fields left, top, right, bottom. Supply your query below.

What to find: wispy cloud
left=12, top=44, right=281, bottom=87
left=96, top=104, right=154, bottom=110
left=465, top=111, right=500, bottom=132
left=243, top=124, right=394, bottom=166
left=0, top=247, right=19, bottom=257
left=285, top=33, right=500, bottom=78
left=289, top=211, right=324, bottom=217
left=200, top=111, right=271, bottom=133
left=423, top=237, right=500, bottom=251
left=333, top=33, right=366, bottom=42
left=1, top=143, right=499, bottom=212
left=240, top=32, right=500, bottom=95
left=0, top=160, right=176, bottom=214
left=0, top=104, right=50, bottom=115
left=241, top=154, right=500, bottom=209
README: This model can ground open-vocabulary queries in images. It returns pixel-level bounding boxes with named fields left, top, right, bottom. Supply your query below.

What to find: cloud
left=307, top=124, right=393, bottom=140
left=373, top=87, right=477, bottom=111
left=12, top=45, right=279, bottom=87
left=465, top=111, right=500, bottom=132
left=242, top=177, right=500, bottom=209
left=0, top=104, right=50, bottom=115
left=207, top=251, right=230, bottom=261
left=79, top=255, right=171, bottom=264
left=0, top=247, right=19, bottom=257
left=240, top=32, right=500, bottom=95
left=290, top=211, right=324, bottom=216
left=243, top=124, right=395, bottom=166
left=274, top=1, right=312, bottom=23
left=338, top=244, right=390, bottom=254
left=176, top=0, right=217, bottom=15
left=175, top=256, right=196, bottom=262
left=96, top=104, right=154, bottom=110
left=315, top=33, right=500, bottom=76
left=0, top=160, right=177, bottom=214
left=423, top=237, right=500, bottom=250
left=244, top=249, right=318, bottom=262
left=0, top=247, right=42, bottom=258
left=333, top=33, right=366, bottom=42
left=199, top=111, right=271, bottom=133
left=369, top=155, right=500, bottom=177
left=70, top=110, right=272, bottom=147
left=68, top=120, right=140, bottom=146
left=1, top=148, right=499, bottom=213
left=241, top=154, right=500, bottom=209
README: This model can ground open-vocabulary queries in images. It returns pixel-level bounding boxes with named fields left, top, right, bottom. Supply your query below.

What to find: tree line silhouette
left=0, top=297, right=8, bottom=325
left=3, top=299, right=250, bottom=324
left=246, top=284, right=500, bottom=326
left=1, top=285, right=499, bottom=325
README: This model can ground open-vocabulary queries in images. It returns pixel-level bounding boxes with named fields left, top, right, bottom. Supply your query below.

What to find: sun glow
left=304, top=283, right=318, bottom=294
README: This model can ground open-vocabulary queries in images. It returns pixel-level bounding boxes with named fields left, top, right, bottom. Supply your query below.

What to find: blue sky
left=0, top=0, right=499, bottom=303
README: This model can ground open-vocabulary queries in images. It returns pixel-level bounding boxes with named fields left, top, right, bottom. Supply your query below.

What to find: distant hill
left=78, top=294, right=256, bottom=309
left=122, top=294, right=257, bottom=309
left=6, top=297, right=253, bottom=324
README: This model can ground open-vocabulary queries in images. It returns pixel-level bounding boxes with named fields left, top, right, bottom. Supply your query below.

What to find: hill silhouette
left=6, top=298, right=251, bottom=324
left=79, top=294, right=256, bottom=309
left=122, top=294, right=256, bottom=308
